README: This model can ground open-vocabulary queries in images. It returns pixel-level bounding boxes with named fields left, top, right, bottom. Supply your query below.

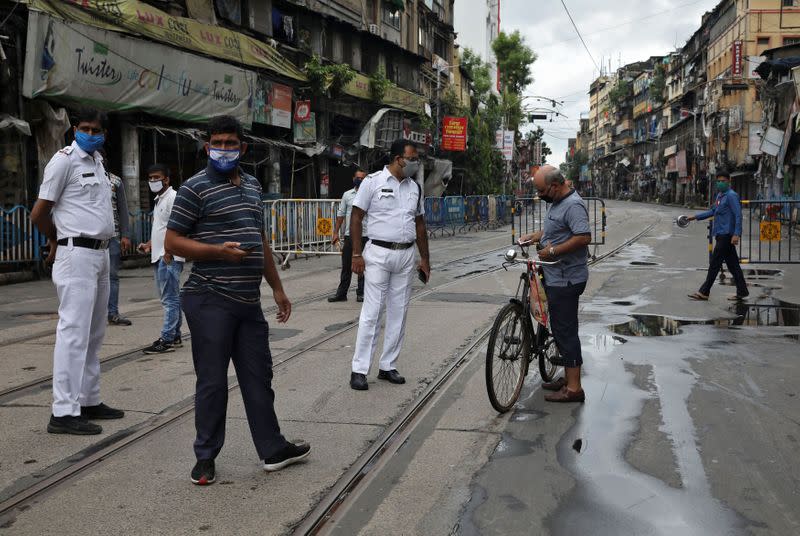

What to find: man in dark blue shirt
left=165, top=115, right=310, bottom=486
left=688, top=169, right=748, bottom=300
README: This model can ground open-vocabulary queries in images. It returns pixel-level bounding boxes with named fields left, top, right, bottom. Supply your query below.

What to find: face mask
left=403, top=159, right=420, bottom=178
left=75, top=130, right=105, bottom=153
left=208, top=148, right=240, bottom=174
left=148, top=180, right=164, bottom=193
left=716, top=181, right=730, bottom=193
left=539, top=186, right=554, bottom=204
left=353, top=178, right=363, bottom=189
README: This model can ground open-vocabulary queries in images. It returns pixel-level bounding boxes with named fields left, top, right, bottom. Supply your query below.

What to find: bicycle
left=485, top=244, right=562, bottom=413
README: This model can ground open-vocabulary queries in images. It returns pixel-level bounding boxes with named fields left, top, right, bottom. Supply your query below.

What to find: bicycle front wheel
left=485, top=302, right=531, bottom=413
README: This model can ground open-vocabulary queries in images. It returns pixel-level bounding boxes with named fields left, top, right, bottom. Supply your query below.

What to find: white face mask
left=148, top=180, right=164, bottom=193
left=403, top=159, right=420, bottom=178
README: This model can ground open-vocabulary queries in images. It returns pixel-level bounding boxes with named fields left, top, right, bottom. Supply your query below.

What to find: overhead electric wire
left=537, top=0, right=709, bottom=51
left=560, top=0, right=600, bottom=73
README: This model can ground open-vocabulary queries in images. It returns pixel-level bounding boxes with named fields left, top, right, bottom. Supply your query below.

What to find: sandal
left=688, top=292, right=709, bottom=301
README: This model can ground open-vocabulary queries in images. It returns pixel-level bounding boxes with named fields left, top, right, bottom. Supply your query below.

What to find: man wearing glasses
left=348, top=139, right=430, bottom=391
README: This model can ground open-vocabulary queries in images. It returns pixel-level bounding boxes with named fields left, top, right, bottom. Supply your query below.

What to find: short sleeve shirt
left=541, top=190, right=591, bottom=287
left=338, top=188, right=368, bottom=237
left=150, top=187, right=185, bottom=264
left=352, top=166, right=423, bottom=243
left=37, top=142, right=115, bottom=241
left=167, top=165, right=264, bottom=303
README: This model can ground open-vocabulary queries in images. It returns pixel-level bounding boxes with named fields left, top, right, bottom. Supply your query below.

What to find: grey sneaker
left=108, top=314, right=132, bottom=326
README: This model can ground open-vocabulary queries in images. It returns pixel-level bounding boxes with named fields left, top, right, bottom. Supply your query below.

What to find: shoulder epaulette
left=57, top=146, right=74, bottom=155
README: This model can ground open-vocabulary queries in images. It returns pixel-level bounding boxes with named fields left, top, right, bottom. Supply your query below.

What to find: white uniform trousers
left=51, top=244, right=110, bottom=417
left=351, top=243, right=416, bottom=375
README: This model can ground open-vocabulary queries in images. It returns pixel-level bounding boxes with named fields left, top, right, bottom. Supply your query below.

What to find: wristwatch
left=549, top=246, right=556, bottom=257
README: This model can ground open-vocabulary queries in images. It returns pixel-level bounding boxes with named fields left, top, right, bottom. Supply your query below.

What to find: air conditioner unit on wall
left=369, top=24, right=379, bottom=35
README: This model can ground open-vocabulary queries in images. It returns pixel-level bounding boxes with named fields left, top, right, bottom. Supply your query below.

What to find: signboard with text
left=732, top=40, right=743, bottom=78
left=23, top=12, right=253, bottom=125
left=495, top=129, right=514, bottom=161
left=252, top=79, right=292, bottom=128
left=441, top=116, right=467, bottom=151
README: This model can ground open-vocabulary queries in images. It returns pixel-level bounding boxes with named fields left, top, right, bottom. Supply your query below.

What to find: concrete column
left=120, top=123, right=141, bottom=213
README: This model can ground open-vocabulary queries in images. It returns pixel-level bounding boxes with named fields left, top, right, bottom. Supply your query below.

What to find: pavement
left=0, top=201, right=798, bottom=535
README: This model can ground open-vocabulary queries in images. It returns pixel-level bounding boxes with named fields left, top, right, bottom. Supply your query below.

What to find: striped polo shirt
left=167, top=164, right=265, bottom=303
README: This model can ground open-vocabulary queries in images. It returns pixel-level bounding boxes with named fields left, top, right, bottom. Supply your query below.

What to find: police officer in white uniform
left=348, top=139, right=430, bottom=390
left=31, top=109, right=125, bottom=435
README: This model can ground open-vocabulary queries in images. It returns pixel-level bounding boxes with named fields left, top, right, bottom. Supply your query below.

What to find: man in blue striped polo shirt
left=165, top=115, right=310, bottom=486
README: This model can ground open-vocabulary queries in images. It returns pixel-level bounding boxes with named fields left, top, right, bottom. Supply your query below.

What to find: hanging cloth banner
left=26, top=0, right=306, bottom=81
left=23, top=11, right=254, bottom=126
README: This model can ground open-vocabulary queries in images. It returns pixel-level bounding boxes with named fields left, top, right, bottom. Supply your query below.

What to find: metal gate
left=511, top=197, right=606, bottom=246
left=709, top=199, right=800, bottom=264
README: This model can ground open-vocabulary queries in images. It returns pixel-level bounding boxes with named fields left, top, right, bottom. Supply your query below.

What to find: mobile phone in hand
left=418, top=268, right=428, bottom=284
left=238, top=242, right=260, bottom=251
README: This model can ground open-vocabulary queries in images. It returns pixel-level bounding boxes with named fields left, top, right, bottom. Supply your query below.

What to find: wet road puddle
left=609, top=300, right=800, bottom=336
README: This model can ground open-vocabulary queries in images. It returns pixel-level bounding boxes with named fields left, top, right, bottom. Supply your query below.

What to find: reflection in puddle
left=728, top=299, right=800, bottom=327
left=610, top=315, right=727, bottom=337
left=610, top=301, right=800, bottom=336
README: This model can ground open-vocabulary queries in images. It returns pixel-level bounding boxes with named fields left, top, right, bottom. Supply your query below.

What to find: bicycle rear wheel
left=485, top=302, right=530, bottom=413
left=536, top=325, right=561, bottom=383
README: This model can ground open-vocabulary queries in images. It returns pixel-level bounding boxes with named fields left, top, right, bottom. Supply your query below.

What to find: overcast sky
left=454, top=0, right=721, bottom=167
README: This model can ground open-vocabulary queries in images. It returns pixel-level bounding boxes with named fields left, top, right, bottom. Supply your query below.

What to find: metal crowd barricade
left=511, top=196, right=606, bottom=246
left=425, top=197, right=448, bottom=237
left=464, top=195, right=482, bottom=231
left=478, top=196, right=490, bottom=228
left=487, top=196, right=498, bottom=228
left=267, top=199, right=341, bottom=268
left=444, top=196, right=465, bottom=235
left=0, top=205, right=45, bottom=267
left=720, top=199, right=800, bottom=264
left=128, top=210, right=153, bottom=253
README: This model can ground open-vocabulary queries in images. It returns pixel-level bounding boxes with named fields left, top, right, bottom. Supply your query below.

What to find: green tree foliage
left=460, top=48, right=492, bottom=105
left=491, top=31, right=536, bottom=94
left=564, top=150, right=588, bottom=182
left=608, top=79, right=631, bottom=111
left=525, top=127, right=552, bottom=164
left=650, top=64, right=666, bottom=105
left=304, top=56, right=356, bottom=98
left=369, top=67, right=391, bottom=103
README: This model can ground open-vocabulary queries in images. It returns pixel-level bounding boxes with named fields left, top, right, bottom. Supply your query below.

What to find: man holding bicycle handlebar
left=520, top=166, right=592, bottom=403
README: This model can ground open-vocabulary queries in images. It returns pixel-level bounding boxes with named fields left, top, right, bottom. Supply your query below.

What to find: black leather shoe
left=81, top=403, right=125, bottom=419
left=47, top=415, right=102, bottom=435
left=350, top=372, right=368, bottom=390
left=328, top=295, right=347, bottom=303
left=378, top=369, right=405, bottom=384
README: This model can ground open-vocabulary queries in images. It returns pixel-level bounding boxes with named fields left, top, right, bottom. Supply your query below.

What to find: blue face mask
left=75, top=130, right=105, bottom=153
left=353, top=178, right=363, bottom=189
left=208, top=148, right=240, bottom=174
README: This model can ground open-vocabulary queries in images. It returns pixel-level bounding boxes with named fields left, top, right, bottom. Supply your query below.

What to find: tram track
left=0, top=222, right=657, bottom=523
left=292, top=219, right=660, bottom=535
left=0, top=238, right=512, bottom=404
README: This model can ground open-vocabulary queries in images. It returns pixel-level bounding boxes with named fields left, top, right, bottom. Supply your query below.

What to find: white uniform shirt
left=38, top=141, right=115, bottom=241
left=339, top=188, right=368, bottom=237
left=353, top=166, right=424, bottom=243
left=150, top=186, right=185, bottom=264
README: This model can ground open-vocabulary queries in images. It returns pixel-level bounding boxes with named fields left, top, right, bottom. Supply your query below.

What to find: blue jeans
left=155, top=258, right=183, bottom=342
left=107, top=238, right=121, bottom=317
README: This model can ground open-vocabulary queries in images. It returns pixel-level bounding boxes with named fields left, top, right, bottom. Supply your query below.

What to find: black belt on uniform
left=56, top=237, right=110, bottom=250
left=371, top=239, right=414, bottom=250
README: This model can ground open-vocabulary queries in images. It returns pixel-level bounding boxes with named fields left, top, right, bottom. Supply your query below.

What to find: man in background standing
left=106, top=160, right=132, bottom=326
left=139, top=164, right=184, bottom=354
left=328, top=168, right=368, bottom=303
